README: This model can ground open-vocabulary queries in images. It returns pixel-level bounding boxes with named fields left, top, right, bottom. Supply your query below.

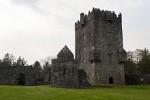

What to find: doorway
left=109, top=77, right=114, bottom=84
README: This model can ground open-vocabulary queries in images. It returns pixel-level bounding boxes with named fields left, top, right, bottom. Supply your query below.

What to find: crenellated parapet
left=75, top=8, right=122, bottom=30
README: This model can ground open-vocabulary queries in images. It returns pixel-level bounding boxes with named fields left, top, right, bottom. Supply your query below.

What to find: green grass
left=0, top=85, right=150, bottom=100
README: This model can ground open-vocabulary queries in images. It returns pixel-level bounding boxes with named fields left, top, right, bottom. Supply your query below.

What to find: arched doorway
left=109, top=77, right=114, bottom=84
left=18, top=73, right=25, bottom=85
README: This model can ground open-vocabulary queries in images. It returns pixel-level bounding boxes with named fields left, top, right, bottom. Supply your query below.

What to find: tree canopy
left=125, top=48, right=150, bottom=75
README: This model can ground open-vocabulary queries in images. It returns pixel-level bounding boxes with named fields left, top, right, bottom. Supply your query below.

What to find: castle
left=75, top=8, right=126, bottom=85
left=50, top=8, right=127, bottom=88
left=0, top=8, right=127, bottom=87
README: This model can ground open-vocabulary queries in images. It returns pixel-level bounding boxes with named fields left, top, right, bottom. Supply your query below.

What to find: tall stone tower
left=75, top=8, right=127, bottom=85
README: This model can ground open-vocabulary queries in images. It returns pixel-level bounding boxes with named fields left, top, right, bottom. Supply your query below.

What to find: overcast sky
left=0, top=0, right=150, bottom=64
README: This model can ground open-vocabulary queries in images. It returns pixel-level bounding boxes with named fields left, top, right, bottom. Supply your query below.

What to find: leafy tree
left=125, top=48, right=150, bottom=75
left=134, top=49, right=143, bottom=64
left=40, top=61, right=51, bottom=83
left=43, top=61, right=51, bottom=71
left=1, top=53, right=15, bottom=66
left=15, top=56, right=27, bottom=66
left=33, top=61, right=42, bottom=72
left=40, top=56, right=53, bottom=74
left=40, top=56, right=56, bottom=66
left=33, top=61, right=43, bottom=82
left=138, top=48, right=150, bottom=74
left=127, top=51, right=134, bottom=60
left=124, top=58, right=138, bottom=75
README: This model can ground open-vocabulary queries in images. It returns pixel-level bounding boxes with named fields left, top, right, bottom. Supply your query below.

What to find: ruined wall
left=75, top=8, right=126, bottom=85
left=51, top=61, right=79, bottom=88
left=51, top=45, right=90, bottom=88
left=0, top=66, right=36, bottom=85
left=51, top=46, right=80, bottom=88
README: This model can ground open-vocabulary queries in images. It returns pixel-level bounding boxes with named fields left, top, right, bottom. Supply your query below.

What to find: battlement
left=75, top=8, right=122, bottom=30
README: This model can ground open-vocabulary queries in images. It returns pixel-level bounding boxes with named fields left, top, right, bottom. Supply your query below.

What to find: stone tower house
left=75, top=8, right=127, bottom=85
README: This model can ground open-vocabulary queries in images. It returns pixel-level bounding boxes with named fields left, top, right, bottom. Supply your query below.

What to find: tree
left=124, top=58, right=138, bottom=75
left=1, top=53, right=15, bottom=66
left=43, top=61, right=51, bottom=71
left=138, top=48, right=150, bottom=74
left=40, top=56, right=56, bottom=66
left=126, top=48, right=150, bottom=75
left=33, top=61, right=43, bottom=82
left=127, top=51, right=134, bottom=60
left=40, top=56, right=53, bottom=74
left=33, top=61, right=42, bottom=72
left=15, top=56, right=27, bottom=66
left=40, top=61, right=51, bottom=84
left=134, top=49, right=143, bottom=64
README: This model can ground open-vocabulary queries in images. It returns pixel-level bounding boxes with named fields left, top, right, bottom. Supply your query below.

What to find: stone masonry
left=0, top=66, right=36, bottom=85
left=75, top=8, right=127, bottom=85
left=51, top=45, right=90, bottom=88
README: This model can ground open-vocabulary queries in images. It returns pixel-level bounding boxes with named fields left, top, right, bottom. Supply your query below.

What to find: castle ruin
left=50, top=8, right=127, bottom=88
left=51, top=45, right=90, bottom=88
left=75, top=8, right=127, bottom=85
left=0, top=8, right=127, bottom=87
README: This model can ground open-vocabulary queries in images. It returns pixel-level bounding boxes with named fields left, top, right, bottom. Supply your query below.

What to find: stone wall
left=51, top=62, right=79, bottom=88
left=0, top=66, right=36, bottom=85
left=51, top=45, right=90, bottom=88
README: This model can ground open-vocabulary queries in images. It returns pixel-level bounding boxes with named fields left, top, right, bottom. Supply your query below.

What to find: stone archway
left=109, top=77, right=114, bottom=84
left=18, top=73, right=25, bottom=85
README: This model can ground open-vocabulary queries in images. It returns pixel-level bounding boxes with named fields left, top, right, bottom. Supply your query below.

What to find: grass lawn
left=0, top=85, right=150, bottom=100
